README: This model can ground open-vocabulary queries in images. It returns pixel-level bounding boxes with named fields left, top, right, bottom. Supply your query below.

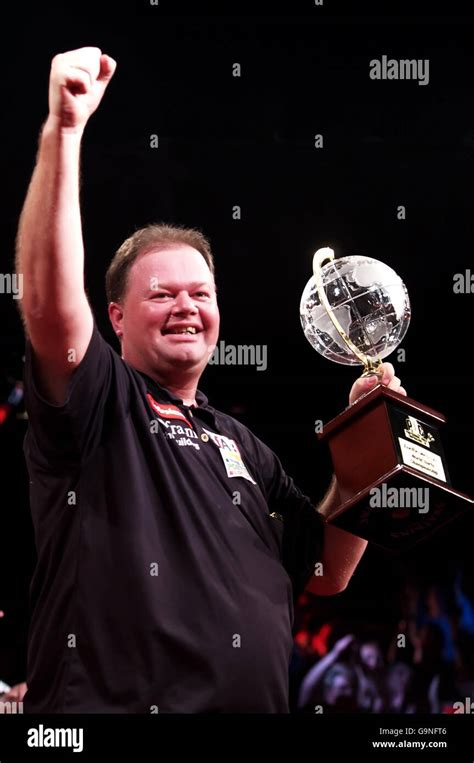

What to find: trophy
left=300, top=247, right=473, bottom=550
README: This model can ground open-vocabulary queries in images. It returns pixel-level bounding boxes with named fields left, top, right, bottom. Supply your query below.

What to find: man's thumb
left=365, top=374, right=378, bottom=386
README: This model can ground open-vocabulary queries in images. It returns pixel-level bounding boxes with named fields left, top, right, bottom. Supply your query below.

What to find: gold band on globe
left=312, top=247, right=383, bottom=378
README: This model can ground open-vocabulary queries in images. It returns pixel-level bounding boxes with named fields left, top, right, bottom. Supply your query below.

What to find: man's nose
left=171, top=291, right=197, bottom=313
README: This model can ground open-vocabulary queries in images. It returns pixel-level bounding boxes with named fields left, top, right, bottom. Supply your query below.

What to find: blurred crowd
left=291, top=569, right=474, bottom=713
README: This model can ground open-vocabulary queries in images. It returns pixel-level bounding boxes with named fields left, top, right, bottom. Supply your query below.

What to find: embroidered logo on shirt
left=201, top=428, right=256, bottom=484
left=146, top=394, right=193, bottom=428
left=146, top=393, right=200, bottom=449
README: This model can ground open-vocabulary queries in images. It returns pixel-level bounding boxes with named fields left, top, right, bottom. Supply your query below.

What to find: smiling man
left=107, top=236, right=220, bottom=405
left=15, top=47, right=405, bottom=714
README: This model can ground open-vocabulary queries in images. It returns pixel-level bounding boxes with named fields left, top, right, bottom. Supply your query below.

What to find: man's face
left=110, top=245, right=219, bottom=381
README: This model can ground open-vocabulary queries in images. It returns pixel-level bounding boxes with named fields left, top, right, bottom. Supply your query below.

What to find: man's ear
left=108, top=300, right=124, bottom=338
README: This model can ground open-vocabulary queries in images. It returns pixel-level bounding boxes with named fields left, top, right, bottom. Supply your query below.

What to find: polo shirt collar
left=138, top=371, right=217, bottom=426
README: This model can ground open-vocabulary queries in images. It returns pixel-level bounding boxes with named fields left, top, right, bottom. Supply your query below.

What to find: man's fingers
left=54, top=46, right=103, bottom=73
left=349, top=363, right=407, bottom=405
left=63, top=69, right=91, bottom=94
left=52, top=48, right=109, bottom=90
left=97, top=54, right=117, bottom=82
left=349, top=375, right=374, bottom=405
left=68, top=65, right=97, bottom=89
left=385, top=375, right=407, bottom=395
left=379, top=363, right=407, bottom=394
left=63, top=45, right=103, bottom=57
left=49, top=46, right=116, bottom=129
left=380, top=362, right=395, bottom=384
left=62, top=58, right=116, bottom=96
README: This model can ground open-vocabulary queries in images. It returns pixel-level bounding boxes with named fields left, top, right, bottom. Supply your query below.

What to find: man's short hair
left=105, top=223, right=215, bottom=304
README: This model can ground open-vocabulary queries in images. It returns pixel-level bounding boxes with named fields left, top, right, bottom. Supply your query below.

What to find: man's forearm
left=315, top=473, right=339, bottom=519
left=15, top=116, right=86, bottom=324
left=306, top=362, right=409, bottom=596
left=307, top=476, right=368, bottom=595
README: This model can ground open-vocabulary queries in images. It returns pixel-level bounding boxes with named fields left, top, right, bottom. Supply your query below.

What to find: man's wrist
left=315, top=474, right=339, bottom=519
left=41, top=114, right=86, bottom=142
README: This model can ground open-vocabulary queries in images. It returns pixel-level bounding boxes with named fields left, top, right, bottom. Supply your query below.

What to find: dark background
left=0, top=1, right=473, bottom=689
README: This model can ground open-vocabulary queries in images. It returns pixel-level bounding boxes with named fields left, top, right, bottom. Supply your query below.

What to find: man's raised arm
left=15, top=47, right=116, bottom=405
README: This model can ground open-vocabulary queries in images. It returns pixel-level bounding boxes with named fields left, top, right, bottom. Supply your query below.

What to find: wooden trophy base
left=318, top=384, right=473, bottom=550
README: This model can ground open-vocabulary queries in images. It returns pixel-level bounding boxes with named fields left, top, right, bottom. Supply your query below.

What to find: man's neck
left=123, top=353, right=200, bottom=406
left=155, top=378, right=197, bottom=407
left=148, top=370, right=198, bottom=407
left=159, top=375, right=198, bottom=406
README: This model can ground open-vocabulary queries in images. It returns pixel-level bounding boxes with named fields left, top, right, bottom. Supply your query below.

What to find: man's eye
left=152, top=293, right=171, bottom=299
left=195, top=291, right=210, bottom=298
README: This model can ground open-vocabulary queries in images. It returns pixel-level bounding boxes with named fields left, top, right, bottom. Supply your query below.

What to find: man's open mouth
left=163, top=327, right=199, bottom=335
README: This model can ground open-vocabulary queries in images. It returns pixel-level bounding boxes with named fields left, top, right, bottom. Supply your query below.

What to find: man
left=15, top=47, right=406, bottom=713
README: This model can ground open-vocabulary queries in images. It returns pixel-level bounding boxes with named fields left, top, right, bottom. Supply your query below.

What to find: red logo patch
left=146, top=393, right=193, bottom=428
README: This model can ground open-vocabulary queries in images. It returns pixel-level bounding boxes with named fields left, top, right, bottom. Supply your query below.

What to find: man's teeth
left=170, top=327, right=197, bottom=334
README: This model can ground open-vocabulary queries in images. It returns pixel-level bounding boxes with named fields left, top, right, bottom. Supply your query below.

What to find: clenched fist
left=48, top=46, right=117, bottom=131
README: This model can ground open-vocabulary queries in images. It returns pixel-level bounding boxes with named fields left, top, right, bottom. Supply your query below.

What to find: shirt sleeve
left=262, top=448, right=325, bottom=599
left=23, top=319, right=130, bottom=471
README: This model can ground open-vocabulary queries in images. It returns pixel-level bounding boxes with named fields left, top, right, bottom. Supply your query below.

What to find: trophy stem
left=312, top=247, right=383, bottom=375
left=361, top=358, right=384, bottom=378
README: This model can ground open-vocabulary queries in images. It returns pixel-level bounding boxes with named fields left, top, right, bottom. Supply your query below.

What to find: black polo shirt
left=22, top=321, right=324, bottom=713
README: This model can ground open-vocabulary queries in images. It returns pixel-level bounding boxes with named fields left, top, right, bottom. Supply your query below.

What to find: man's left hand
left=349, top=362, right=406, bottom=406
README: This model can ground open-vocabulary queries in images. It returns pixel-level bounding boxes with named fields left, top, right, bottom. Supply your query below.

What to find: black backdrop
left=1, top=1, right=473, bottom=688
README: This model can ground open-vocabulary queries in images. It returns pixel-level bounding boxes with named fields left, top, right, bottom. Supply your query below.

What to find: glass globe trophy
left=300, top=247, right=473, bottom=550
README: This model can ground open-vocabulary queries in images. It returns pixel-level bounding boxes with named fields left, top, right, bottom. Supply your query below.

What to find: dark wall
left=1, top=1, right=474, bottom=682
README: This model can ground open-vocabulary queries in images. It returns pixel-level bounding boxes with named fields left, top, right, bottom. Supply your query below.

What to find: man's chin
left=162, top=349, right=208, bottom=370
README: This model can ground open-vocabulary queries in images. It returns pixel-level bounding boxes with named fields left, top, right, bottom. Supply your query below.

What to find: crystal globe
left=300, top=254, right=411, bottom=367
